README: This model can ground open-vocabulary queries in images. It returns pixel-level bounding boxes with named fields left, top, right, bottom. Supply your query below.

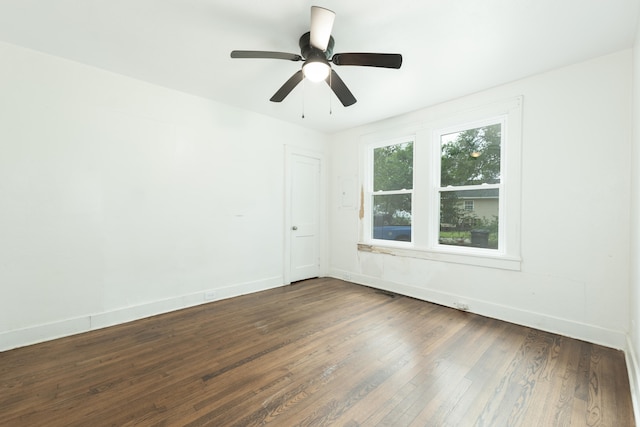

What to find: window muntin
left=370, top=141, right=414, bottom=242
left=436, top=119, right=503, bottom=250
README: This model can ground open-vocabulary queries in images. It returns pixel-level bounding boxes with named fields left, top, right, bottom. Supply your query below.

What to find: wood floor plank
left=406, top=317, right=509, bottom=426
left=525, top=336, right=581, bottom=427
left=332, top=305, right=466, bottom=426
left=443, top=322, right=527, bottom=426
left=468, top=329, right=552, bottom=426
left=233, top=293, right=427, bottom=426
left=0, top=278, right=635, bottom=426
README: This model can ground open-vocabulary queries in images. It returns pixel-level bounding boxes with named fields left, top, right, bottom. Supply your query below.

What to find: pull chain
left=301, top=78, right=306, bottom=119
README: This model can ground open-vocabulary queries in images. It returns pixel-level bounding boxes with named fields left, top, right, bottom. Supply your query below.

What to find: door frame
left=283, top=145, right=327, bottom=285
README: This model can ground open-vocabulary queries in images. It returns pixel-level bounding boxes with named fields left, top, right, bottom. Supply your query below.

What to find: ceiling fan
left=230, top=6, right=403, bottom=107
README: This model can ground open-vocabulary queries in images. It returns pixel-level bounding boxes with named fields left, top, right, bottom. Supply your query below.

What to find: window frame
left=359, top=96, right=522, bottom=270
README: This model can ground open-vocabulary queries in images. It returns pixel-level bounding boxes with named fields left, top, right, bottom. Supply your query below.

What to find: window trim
left=358, top=96, right=522, bottom=271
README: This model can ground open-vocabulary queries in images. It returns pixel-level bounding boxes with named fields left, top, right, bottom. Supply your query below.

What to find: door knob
left=292, top=226, right=298, bottom=230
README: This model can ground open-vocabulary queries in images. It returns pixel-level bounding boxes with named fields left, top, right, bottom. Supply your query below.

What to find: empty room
left=1, top=1, right=640, bottom=426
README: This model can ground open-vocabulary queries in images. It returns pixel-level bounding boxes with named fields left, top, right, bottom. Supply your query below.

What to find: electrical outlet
left=453, top=302, right=469, bottom=311
left=204, top=291, right=217, bottom=301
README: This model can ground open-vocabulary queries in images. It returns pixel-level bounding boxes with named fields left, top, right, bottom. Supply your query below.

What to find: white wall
left=330, top=50, right=633, bottom=350
left=628, top=13, right=640, bottom=418
left=0, top=41, right=328, bottom=350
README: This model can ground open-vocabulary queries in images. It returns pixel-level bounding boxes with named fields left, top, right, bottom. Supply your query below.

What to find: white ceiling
left=0, top=0, right=638, bottom=133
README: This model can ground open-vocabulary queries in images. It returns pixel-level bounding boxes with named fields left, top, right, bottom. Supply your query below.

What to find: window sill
left=357, top=243, right=521, bottom=271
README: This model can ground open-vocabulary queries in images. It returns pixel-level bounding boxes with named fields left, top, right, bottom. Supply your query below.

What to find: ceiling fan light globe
left=303, top=62, right=330, bottom=83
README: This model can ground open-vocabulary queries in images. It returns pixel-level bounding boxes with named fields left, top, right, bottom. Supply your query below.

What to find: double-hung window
left=361, top=96, right=522, bottom=270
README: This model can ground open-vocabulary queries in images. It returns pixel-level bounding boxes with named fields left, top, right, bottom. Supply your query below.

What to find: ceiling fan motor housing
left=299, top=31, right=334, bottom=59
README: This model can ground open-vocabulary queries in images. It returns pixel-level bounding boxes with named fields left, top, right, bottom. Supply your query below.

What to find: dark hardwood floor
left=0, top=278, right=635, bottom=426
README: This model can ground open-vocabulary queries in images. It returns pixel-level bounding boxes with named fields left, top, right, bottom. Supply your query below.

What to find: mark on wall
left=357, top=244, right=395, bottom=256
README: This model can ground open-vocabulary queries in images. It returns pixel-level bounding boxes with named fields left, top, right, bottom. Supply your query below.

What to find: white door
left=287, top=150, right=321, bottom=283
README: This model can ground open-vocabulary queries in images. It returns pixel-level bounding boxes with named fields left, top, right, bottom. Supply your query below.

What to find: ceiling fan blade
left=231, top=50, right=302, bottom=61
left=270, top=70, right=304, bottom=102
left=310, top=6, right=335, bottom=51
left=326, top=69, right=356, bottom=107
left=332, top=53, right=403, bottom=69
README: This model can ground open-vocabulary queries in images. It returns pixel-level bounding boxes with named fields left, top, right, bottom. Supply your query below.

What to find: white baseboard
left=0, top=276, right=284, bottom=352
left=626, top=336, right=640, bottom=424
left=330, top=269, right=628, bottom=350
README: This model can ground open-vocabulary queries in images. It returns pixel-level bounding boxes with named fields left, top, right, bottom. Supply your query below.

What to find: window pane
left=440, top=124, right=501, bottom=187
left=464, top=200, right=474, bottom=211
left=439, top=189, right=498, bottom=249
left=373, top=142, right=413, bottom=191
left=372, top=194, right=412, bottom=242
